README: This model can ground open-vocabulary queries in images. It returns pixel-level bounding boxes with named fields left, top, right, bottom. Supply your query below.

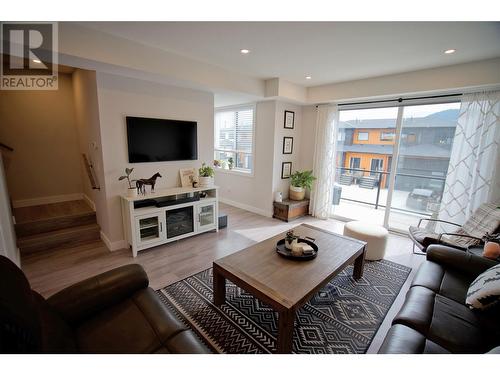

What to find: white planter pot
left=198, top=176, right=214, bottom=187
left=127, top=188, right=138, bottom=198
left=289, top=185, right=305, bottom=201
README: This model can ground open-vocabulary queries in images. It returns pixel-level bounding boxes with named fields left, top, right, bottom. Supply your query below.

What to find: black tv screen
left=126, top=116, right=198, bottom=163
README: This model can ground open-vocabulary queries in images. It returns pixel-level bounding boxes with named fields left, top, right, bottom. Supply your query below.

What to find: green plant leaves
left=290, top=170, right=316, bottom=190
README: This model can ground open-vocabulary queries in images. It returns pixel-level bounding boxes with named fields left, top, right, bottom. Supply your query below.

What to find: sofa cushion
left=379, top=324, right=450, bottom=354
left=466, top=264, right=500, bottom=310
left=33, top=293, right=77, bottom=353
left=76, top=287, right=209, bottom=353
left=411, top=260, right=475, bottom=304
left=393, top=286, right=489, bottom=353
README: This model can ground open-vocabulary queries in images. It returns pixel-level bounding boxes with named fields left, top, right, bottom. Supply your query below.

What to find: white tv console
left=121, top=185, right=219, bottom=257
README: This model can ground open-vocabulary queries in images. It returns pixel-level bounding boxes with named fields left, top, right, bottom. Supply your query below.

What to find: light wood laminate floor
left=21, top=202, right=424, bottom=353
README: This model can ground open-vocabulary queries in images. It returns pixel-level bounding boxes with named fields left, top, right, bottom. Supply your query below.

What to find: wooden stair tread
left=18, top=223, right=100, bottom=243
left=16, top=210, right=96, bottom=225
left=14, top=199, right=94, bottom=224
left=15, top=211, right=97, bottom=238
left=18, top=223, right=101, bottom=255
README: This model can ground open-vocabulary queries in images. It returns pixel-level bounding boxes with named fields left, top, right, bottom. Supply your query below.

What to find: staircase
left=14, top=200, right=100, bottom=255
left=359, top=176, right=377, bottom=189
left=339, top=174, right=353, bottom=185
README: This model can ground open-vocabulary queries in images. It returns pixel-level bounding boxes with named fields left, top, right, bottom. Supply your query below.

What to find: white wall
left=216, top=101, right=276, bottom=217
left=272, top=102, right=303, bottom=199
left=72, top=69, right=109, bottom=232
left=299, top=105, right=318, bottom=173
left=0, top=73, right=84, bottom=206
left=216, top=100, right=306, bottom=216
left=308, top=58, right=500, bottom=103
left=96, top=73, right=214, bottom=246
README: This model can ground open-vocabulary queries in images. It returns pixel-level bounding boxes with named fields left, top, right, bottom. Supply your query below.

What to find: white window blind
left=214, top=106, right=255, bottom=173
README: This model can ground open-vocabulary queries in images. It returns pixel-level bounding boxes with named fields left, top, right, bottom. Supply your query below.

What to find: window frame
left=380, top=131, right=395, bottom=141
left=357, top=131, right=369, bottom=141
left=214, top=103, right=256, bottom=177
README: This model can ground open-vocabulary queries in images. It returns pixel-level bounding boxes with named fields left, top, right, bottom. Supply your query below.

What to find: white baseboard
left=13, top=193, right=84, bottom=208
left=219, top=198, right=273, bottom=218
left=100, top=230, right=128, bottom=252
left=82, top=194, right=96, bottom=211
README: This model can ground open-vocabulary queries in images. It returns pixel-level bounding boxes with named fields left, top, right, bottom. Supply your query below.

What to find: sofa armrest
left=426, top=245, right=497, bottom=277
left=47, top=264, right=149, bottom=324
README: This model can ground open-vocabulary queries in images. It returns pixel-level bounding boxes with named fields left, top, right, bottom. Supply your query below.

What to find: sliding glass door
left=333, top=99, right=460, bottom=233
left=386, top=102, right=460, bottom=231
left=335, top=107, right=398, bottom=225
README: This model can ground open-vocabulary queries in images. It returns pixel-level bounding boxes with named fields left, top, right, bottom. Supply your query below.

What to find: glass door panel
left=334, top=107, right=398, bottom=225
left=387, top=102, right=460, bottom=231
left=197, top=202, right=216, bottom=231
left=135, top=212, right=166, bottom=246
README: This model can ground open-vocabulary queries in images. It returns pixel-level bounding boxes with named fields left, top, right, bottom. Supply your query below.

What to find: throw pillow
left=466, top=264, right=500, bottom=310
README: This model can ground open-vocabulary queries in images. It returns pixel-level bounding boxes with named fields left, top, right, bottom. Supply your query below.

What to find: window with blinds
left=214, top=106, right=255, bottom=173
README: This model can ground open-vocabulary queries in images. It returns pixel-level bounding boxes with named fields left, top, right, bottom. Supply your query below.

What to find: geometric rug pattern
left=157, top=260, right=411, bottom=353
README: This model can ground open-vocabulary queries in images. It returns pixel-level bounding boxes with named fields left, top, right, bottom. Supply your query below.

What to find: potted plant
left=118, top=168, right=136, bottom=197
left=213, top=159, right=226, bottom=169
left=289, top=170, right=316, bottom=201
left=198, top=163, right=215, bottom=187
left=228, top=157, right=234, bottom=170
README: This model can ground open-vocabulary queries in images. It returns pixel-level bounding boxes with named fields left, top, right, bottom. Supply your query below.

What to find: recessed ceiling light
left=240, top=49, right=250, bottom=54
left=444, top=49, right=456, bottom=54
left=305, top=76, right=312, bottom=80
left=32, top=59, right=42, bottom=63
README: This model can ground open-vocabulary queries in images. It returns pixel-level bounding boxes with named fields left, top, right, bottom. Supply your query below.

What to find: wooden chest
left=273, top=199, right=310, bottom=222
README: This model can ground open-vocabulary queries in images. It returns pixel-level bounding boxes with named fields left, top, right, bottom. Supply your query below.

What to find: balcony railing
left=335, top=167, right=446, bottom=217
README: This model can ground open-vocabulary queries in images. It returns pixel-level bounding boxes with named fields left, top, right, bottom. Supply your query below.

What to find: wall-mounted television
left=126, top=116, right=198, bottom=163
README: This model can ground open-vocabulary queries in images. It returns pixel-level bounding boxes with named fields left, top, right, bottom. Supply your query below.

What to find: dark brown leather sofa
left=379, top=245, right=500, bottom=354
left=0, top=256, right=210, bottom=353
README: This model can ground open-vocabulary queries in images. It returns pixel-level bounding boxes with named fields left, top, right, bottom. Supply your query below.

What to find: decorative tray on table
left=276, top=238, right=318, bottom=261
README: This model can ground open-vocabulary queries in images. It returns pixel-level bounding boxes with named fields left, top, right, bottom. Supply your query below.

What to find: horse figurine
left=136, top=173, right=162, bottom=195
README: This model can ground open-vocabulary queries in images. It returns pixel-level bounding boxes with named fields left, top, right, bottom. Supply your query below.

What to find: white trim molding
left=100, top=230, right=128, bottom=252
left=219, top=197, right=272, bottom=218
left=82, top=194, right=96, bottom=211
left=13, top=193, right=85, bottom=208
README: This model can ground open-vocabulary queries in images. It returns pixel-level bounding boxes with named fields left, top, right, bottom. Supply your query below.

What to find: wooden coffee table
left=213, top=224, right=366, bottom=353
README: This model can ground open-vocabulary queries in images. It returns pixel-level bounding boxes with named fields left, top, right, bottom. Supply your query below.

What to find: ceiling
left=81, top=22, right=500, bottom=87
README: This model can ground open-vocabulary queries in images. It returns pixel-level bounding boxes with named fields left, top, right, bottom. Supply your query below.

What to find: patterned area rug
left=157, top=260, right=411, bottom=354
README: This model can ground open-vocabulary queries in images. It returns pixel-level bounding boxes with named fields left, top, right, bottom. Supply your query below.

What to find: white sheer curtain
left=439, top=90, right=500, bottom=225
left=309, top=104, right=339, bottom=219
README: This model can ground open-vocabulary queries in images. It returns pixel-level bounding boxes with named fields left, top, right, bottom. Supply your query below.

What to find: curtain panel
left=439, top=90, right=500, bottom=226
left=310, top=104, right=339, bottom=219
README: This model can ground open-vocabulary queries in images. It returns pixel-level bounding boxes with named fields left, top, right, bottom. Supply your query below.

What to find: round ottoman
left=343, top=221, right=388, bottom=261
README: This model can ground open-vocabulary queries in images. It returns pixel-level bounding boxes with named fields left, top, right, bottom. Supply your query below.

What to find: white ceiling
left=82, top=22, right=500, bottom=87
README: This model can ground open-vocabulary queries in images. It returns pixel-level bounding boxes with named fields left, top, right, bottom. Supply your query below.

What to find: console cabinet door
left=196, top=202, right=217, bottom=232
left=134, top=211, right=166, bottom=248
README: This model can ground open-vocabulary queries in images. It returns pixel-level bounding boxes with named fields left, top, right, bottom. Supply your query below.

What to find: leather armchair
left=379, top=245, right=500, bottom=354
left=0, top=256, right=211, bottom=354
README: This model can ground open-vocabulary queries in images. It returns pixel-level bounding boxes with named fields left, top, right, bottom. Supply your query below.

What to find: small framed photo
left=179, top=168, right=197, bottom=187
left=284, top=110, right=295, bottom=129
left=283, top=137, right=293, bottom=154
left=281, top=162, right=292, bottom=179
